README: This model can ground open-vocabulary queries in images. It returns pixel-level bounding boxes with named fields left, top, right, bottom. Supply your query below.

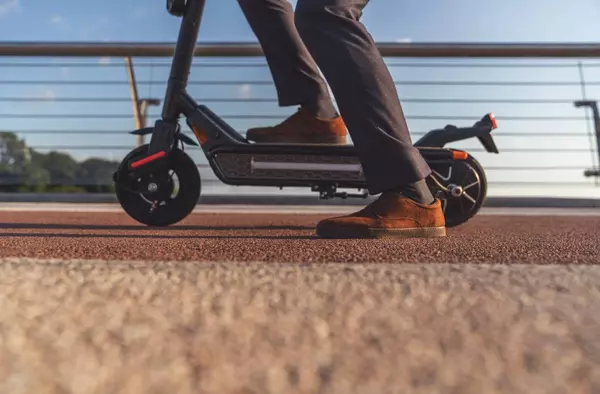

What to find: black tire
left=115, top=145, right=201, bottom=226
left=426, top=151, right=487, bottom=228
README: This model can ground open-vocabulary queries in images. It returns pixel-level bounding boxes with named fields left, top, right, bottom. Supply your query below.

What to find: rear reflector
left=488, top=113, right=498, bottom=129
left=131, top=151, right=166, bottom=169
left=452, top=151, right=469, bottom=160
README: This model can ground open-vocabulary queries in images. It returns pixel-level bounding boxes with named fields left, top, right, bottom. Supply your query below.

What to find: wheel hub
left=425, top=158, right=486, bottom=228
left=448, top=184, right=463, bottom=198
left=147, top=182, right=159, bottom=193
left=136, top=173, right=174, bottom=202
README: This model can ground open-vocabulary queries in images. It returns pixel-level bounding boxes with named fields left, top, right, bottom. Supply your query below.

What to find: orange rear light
left=452, top=150, right=468, bottom=160
left=192, top=126, right=209, bottom=144
left=488, top=113, right=498, bottom=129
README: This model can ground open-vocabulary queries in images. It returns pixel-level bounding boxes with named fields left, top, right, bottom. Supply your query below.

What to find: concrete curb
left=0, top=193, right=599, bottom=208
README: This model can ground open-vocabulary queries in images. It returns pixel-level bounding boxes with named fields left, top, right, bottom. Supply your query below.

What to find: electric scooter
left=113, top=0, right=500, bottom=228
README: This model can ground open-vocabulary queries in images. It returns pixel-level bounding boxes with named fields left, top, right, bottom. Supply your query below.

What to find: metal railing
left=0, top=42, right=599, bottom=197
left=2, top=42, right=600, bottom=57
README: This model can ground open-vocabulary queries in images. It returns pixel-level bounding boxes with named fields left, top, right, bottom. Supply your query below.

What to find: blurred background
left=0, top=0, right=599, bottom=200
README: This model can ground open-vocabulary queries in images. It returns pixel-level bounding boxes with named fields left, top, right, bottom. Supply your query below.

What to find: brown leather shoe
left=316, top=193, right=446, bottom=238
left=246, top=107, right=347, bottom=144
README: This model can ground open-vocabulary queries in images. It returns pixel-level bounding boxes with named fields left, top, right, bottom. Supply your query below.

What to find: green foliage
left=32, top=150, right=79, bottom=185
left=77, top=158, right=118, bottom=193
left=0, top=132, right=29, bottom=169
left=0, top=132, right=119, bottom=193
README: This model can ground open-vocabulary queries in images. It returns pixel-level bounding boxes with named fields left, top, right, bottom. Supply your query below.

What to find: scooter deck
left=202, top=144, right=460, bottom=190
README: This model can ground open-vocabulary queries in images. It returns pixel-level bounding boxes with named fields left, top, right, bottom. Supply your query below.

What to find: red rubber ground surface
left=1, top=210, right=599, bottom=393
left=0, top=212, right=597, bottom=264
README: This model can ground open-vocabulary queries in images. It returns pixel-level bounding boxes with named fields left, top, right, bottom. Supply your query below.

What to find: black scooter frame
left=117, top=0, right=499, bottom=201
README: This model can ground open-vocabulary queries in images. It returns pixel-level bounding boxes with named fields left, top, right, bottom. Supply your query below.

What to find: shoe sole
left=316, top=226, right=447, bottom=239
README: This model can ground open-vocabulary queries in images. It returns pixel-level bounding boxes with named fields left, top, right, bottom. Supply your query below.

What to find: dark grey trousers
left=237, top=0, right=431, bottom=194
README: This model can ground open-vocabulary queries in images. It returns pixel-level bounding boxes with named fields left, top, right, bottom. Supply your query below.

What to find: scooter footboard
left=215, top=152, right=364, bottom=183
left=207, top=146, right=457, bottom=190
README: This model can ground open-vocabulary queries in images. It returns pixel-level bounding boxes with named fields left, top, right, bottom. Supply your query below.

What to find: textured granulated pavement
left=0, top=259, right=599, bottom=394
left=0, top=211, right=599, bottom=393
left=0, top=211, right=598, bottom=263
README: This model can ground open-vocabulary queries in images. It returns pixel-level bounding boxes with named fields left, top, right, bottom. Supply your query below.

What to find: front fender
left=129, top=127, right=154, bottom=136
left=129, top=127, right=198, bottom=146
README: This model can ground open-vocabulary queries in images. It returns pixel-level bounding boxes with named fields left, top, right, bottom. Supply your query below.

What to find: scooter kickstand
left=314, top=185, right=368, bottom=200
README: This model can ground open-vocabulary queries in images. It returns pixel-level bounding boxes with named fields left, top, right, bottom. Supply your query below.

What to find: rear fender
left=415, top=113, right=499, bottom=153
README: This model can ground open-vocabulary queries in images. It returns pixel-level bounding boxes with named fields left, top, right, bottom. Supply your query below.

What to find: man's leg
left=294, top=0, right=444, bottom=238
left=237, top=0, right=347, bottom=144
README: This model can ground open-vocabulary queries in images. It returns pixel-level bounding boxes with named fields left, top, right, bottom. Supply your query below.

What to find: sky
left=1, top=0, right=599, bottom=43
left=0, top=0, right=599, bottom=197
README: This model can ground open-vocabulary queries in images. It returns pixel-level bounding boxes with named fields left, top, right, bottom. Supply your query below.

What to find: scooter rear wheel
left=115, top=145, right=201, bottom=226
left=426, top=151, right=487, bottom=228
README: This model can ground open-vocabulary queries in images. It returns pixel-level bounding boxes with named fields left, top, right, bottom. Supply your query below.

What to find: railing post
left=574, top=100, right=600, bottom=180
left=124, top=56, right=144, bottom=147
left=139, top=98, right=161, bottom=133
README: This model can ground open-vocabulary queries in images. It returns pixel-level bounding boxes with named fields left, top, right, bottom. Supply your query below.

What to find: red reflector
left=131, top=151, right=166, bottom=169
left=452, top=150, right=468, bottom=160
left=488, top=113, right=498, bottom=129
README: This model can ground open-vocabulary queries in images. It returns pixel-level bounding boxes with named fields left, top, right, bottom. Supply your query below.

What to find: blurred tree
left=31, top=150, right=79, bottom=186
left=0, top=131, right=119, bottom=193
left=19, top=160, right=51, bottom=192
left=0, top=131, right=29, bottom=169
left=0, top=132, right=49, bottom=191
left=77, top=158, right=119, bottom=193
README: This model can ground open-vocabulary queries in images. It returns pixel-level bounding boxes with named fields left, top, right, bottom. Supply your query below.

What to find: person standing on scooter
left=237, top=0, right=446, bottom=238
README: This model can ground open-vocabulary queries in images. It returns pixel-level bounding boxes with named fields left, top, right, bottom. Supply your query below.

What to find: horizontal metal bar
left=385, top=62, right=600, bottom=68
left=1, top=114, right=589, bottom=121
left=190, top=80, right=600, bottom=86
left=12, top=129, right=593, bottom=137
left=27, top=145, right=595, bottom=153
left=487, top=182, right=595, bottom=186
left=2, top=79, right=598, bottom=87
left=0, top=97, right=585, bottom=104
left=0, top=181, right=115, bottom=186
left=1, top=60, right=600, bottom=68
left=0, top=97, right=278, bottom=103
left=2, top=42, right=600, bottom=58
left=220, top=115, right=591, bottom=121
left=485, top=166, right=591, bottom=170
left=205, top=115, right=591, bottom=121
left=378, top=98, right=584, bottom=104
left=0, top=114, right=135, bottom=118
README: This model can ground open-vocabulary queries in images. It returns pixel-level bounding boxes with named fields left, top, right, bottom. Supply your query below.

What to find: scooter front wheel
left=115, top=145, right=201, bottom=226
left=426, top=151, right=487, bottom=228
